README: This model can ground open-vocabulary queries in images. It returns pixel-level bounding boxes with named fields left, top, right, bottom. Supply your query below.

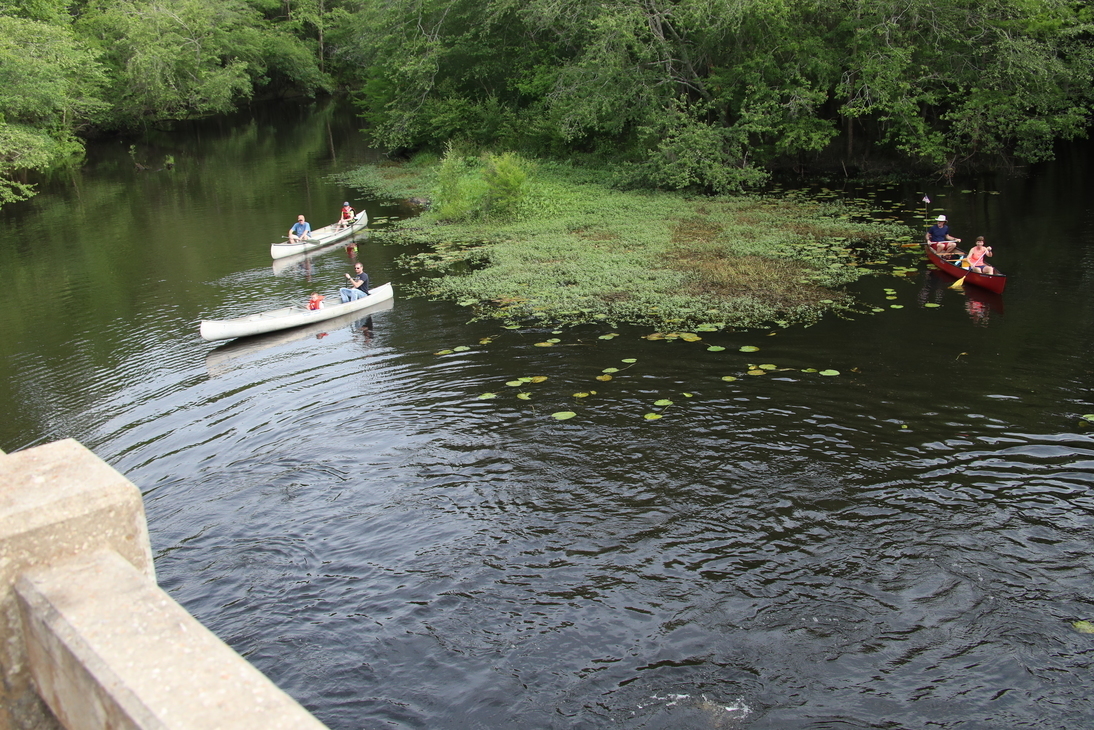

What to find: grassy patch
left=345, top=160, right=913, bottom=329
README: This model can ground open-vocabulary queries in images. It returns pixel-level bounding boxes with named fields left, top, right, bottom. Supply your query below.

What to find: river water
left=1, top=102, right=1092, bottom=729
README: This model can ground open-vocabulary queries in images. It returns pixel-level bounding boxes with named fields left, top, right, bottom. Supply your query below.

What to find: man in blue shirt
left=288, top=215, right=311, bottom=243
left=926, top=214, right=960, bottom=256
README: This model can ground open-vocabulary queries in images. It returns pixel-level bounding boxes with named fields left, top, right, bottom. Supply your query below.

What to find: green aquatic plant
left=351, top=161, right=914, bottom=330
left=552, top=411, right=576, bottom=420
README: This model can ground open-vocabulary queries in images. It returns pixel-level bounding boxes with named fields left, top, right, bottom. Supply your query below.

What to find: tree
left=0, top=15, right=107, bottom=204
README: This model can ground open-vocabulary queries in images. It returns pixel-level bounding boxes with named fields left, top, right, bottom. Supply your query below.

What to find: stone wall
left=0, top=440, right=330, bottom=730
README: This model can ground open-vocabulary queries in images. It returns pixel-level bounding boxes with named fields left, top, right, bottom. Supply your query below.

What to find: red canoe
left=923, top=244, right=1007, bottom=294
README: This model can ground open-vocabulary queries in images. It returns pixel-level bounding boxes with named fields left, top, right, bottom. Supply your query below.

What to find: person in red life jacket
left=337, top=201, right=355, bottom=229
left=307, top=292, right=325, bottom=310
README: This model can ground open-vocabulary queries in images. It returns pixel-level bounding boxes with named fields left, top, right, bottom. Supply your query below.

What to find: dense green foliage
left=342, top=0, right=1094, bottom=189
left=2, top=0, right=1092, bottom=204
left=0, top=0, right=340, bottom=203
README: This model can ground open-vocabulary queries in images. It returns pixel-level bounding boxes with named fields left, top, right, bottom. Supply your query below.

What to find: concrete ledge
left=1, top=440, right=153, bottom=730
left=17, top=550, right=328, bottom=730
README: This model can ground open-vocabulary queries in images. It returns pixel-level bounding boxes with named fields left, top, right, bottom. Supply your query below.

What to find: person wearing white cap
left=925, top=214, right=961, bottom=257
left=337, top=201, right=356, bottom=229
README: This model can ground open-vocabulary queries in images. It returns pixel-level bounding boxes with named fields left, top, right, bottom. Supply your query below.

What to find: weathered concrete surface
left=0, top=440, right=153, bottom=730
left=17, top=550, right=329, bottom=730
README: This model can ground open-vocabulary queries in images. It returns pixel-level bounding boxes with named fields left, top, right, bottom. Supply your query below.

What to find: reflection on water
left=1, top=102, right=1093, bottom=730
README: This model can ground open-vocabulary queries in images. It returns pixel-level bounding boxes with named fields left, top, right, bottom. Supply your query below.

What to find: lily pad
left=758, top=363, right=777, bottom=370
left=740, top=346, right=760, bottom=352
left=924, top=303, right=941, bottom=308
left=721, top=376, right=738, bottom=382
left=890, top=304, right=904, bottom=309
left=547, top=338, right=561, bottom=343
left=644, top=413, right=663, bottom=420
left=516, top=393, right=532, bottom=400
left=1074, top=620, right=1094, bottom=633
left=478, top=393, right=497, bottom=399
left=506, top=380, right=524, bottom=387
left=596, top=374, right=613, bottom=381
left=654, top=399, right=673, bottom=407
left=747, top=369, right=765, bottom=376
left=552, top=411, right=576, bottom=421
left=602, top=367, right=619, bottom=373
left=453, top=345, right=471, bottom=352
left=434, top=349, right=454, bottom=355
left=599, top=333, right=619, bottom=340
left=573, top=392, right=590, bottom=398
left=707, top=346, right=726, bottom=352
left=819, top=369, right=840, bottom=376
left=1081, top=415, right=1094, bottom=423
left=534, top=342, right=554, bottom=347
left=621, top=358, right=637, bottom=364
left=530, top=376, right=548, bottom=383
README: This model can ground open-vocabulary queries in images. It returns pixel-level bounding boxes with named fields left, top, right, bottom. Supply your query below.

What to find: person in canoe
left=307, top=292, right=325, bottom=310
left=337, top=202, right=356, bottom=229
left=926, top=214, right=961, bottom=257
left=966, top=237, right=995, bottom=274
left=288, top=214, right=311, bottom=243
left=339, top=262, right=370, bottom=302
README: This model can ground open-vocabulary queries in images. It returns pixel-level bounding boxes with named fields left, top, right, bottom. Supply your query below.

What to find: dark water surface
left=2, top=103, right=1093, bottom=729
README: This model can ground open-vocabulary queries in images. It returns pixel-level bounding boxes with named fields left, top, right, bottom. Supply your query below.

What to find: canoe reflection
left=919, top=270, right=1004, bottom=325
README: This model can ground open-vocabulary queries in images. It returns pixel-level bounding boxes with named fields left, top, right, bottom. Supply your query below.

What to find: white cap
left=936, top=214, right=947, bottom=222
left=343, top=201, right=350, bottom=206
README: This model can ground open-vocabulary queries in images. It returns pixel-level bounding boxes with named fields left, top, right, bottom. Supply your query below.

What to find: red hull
left=923, top=245, right=1007, bottom=294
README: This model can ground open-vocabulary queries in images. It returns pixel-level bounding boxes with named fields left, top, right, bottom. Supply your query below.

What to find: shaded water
left=1, top=103, right=1093, bottom=729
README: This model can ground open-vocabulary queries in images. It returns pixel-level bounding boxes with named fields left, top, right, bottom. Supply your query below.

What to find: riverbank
left=340, top=158, right=914, bottom=330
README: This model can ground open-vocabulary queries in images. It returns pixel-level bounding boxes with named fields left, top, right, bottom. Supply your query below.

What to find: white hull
left=270, top=211, right=368, bottom=259
left=200, top=283, right=393, bottom=341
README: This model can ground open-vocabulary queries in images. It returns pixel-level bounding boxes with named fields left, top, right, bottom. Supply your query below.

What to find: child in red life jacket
left=308, top=293, right=325, bottom=310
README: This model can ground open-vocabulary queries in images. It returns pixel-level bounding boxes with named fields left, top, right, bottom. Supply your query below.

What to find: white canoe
left=270, top=211, right=368, bottom=259
left=200, top=283, right=394, bottom=342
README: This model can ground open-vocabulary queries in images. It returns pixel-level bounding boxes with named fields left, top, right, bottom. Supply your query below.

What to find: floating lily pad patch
left=621, top=358, right=637, bottom=364
left=534, top=341, right=554, bottom=347
left=758, top=363, right=777, bottom=370
left=644, top=413, right=663, bottom=420
left=453, top=345, right=471, bottom=352
left=801, top=368, right=818, bottom=373
left=819, top=369, right=840, bottom=376
left=573, top=392, right=591, bottom=398
left=708, top=346, right=726, bottom=352
left=530, top=376, right=548, bottom=383
left=924, top=303, right=941, bottom=308
left=890, top=304, right=903, bottom=309
left=740, top=346, right=760, bottom=352
left=602, top=367, right=619, bottom=374
left=516, top=392, right=532, bottom=400
left=596, top=374, right=612, bottom=381
left=722, top=376, right=738, bottom=382
left=1074, top=620, right=1094, bottom=633
left=599, top=333, right=619, bottom=340
left=654, top=399, right=673, bottom=407
left=434, top=349, right=454, bottom=355
left=478, top=392, right=497, bottom=399
left=552, top=411, right=576, bottom=420
left=506, top=380, right=524, bottom=387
